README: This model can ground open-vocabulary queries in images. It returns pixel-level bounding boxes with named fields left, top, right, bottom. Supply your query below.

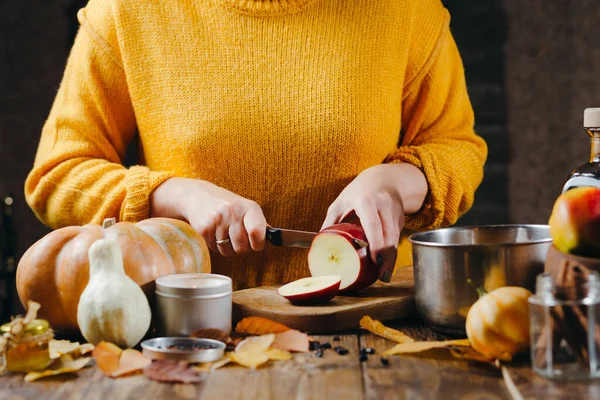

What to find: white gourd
left=77, top=238, right=151, bottom=348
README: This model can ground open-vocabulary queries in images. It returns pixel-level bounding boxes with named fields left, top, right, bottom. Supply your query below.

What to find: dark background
left=1, top=0, right=600, bottom=317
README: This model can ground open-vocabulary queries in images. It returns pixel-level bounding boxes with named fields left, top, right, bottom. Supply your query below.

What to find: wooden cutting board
left=232, top=266, right=415, bottom=334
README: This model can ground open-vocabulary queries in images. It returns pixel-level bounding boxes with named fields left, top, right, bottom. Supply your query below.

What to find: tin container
left=141, top=337, right=226, bottom=363
left=155, top=273, right=232, bottom=337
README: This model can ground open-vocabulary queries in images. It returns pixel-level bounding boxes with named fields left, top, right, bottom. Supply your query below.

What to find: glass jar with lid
left=0, top=319, right=54, bottom=372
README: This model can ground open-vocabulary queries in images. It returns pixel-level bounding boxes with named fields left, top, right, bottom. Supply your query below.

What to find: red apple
left=308, top=223, right=378, bottom=293
left=277, top=275, right=342, bottom=305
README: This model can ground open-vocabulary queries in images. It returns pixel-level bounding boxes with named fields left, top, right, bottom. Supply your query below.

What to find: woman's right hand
left=150, top=177, right=267, bottom=256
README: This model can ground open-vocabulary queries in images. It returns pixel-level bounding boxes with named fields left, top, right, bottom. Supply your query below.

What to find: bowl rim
left=408, top=224, right=552, bottom=248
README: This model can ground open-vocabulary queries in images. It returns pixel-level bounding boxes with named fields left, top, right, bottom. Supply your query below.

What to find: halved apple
left=277, top=275, right=342, bottom=305
left=308, top=223, right=378, bottom=293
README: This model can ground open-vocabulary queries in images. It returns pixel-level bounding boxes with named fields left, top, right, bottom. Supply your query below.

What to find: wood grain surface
left=2, top=319, right=600, bottom=400
left=232, top=267, right=416, bottom=334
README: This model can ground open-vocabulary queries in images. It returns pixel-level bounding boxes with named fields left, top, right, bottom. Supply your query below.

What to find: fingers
left=215, top=208, right=235, bottom=257
left=228, top=219, right=251, bottom=254
left=350, top=193, right=405, bottom=283
left=244, top=202, right=267, bottom=251
left=192, top=200, right=267, bottom=257
left=376, top=195, right=404, bottom=282
left=353, top=198, right=384, bottom=265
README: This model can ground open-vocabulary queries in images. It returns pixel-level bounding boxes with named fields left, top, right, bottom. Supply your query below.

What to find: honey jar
left=0, top=319, right=54, bottom=372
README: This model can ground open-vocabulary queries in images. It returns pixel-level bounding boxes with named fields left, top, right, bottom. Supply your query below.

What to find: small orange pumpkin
left=465, top=284, right=532, bottom=361
left=16, top=218, right=210, bottom=332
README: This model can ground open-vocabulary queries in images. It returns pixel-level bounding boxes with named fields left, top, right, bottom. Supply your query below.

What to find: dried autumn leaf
left=194, top=353, right=232, bottom=372
left=235, top=333, right=275, bottom=355
left=272, top=329, right=310, bottom=352
left=144, top=360, right=203, bottom=383
left=24, top=355, right=90, bottom=382
left=49, top=340, right=95, bottom=359
left=235, top=316, right=290, bottom=335
left=189, top=328, right=230, bottom=344
left=76, top=343, right=95, bottom=357
left=383, top=339, right=471, bottom=356
left=110, top=349, right=152, bottom=378
left=230, top=351, right=270, bottom=369
left=359, top=316, right=415, bottom=344
left=49, top=340, right=80, bottom=359
left=265, top=347, right=293, bottom=361
left=449, top=347, right=495, bottom=363
left=92, top=341, right=122, bottom=374
left=231, top=334, right=278, bottom=369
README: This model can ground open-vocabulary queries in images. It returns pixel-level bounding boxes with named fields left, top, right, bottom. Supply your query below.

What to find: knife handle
left=265, top=228, right=282, bottom=246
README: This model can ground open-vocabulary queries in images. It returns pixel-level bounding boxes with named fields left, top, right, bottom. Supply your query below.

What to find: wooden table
left=1, top=318, right=599, bottom=400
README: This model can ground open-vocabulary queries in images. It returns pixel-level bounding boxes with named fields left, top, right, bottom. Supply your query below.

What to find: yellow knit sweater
left=26, top=0, right=487, bottom=290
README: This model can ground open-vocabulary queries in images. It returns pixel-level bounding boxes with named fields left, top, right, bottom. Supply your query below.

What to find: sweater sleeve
left=24, top=5, right=173, bottom=229
left=387, top=2, right=488, bottom=230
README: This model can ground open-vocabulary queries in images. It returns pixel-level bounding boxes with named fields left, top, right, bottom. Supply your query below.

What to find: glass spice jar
left=529, top=271, right=600, bottom=380
left=0, top=319, right=54, bottom=372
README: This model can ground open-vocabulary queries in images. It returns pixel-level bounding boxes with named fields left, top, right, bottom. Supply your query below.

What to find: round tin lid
left=141, top=337, right=226, bottom=363
left=156, top=273, right=232, bottom=297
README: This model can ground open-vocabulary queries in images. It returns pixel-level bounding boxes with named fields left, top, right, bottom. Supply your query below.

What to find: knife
left=266, top=227, right=369, bottom=249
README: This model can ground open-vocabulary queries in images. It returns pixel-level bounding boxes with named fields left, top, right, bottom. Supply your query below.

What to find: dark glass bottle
left=561, top=108, right=600, bottom=193
left=0, top=195, right=16, bottom=323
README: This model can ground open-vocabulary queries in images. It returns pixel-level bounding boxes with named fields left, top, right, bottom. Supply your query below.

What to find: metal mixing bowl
left=409, top=224, right=552, bottom=335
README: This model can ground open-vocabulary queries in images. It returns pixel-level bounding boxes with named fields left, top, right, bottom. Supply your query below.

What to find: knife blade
left=266, top=227, right=368, bottom=249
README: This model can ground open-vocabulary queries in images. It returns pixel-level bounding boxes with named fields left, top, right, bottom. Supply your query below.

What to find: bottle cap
left=584, top=108, right=600, bottom=128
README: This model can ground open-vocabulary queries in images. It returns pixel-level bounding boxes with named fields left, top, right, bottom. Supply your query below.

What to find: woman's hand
left=321, top=163, right=428, bottom=282
left=150, top=178, right=267, bottom=256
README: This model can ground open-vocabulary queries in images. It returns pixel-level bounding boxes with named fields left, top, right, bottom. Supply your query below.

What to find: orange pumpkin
left=16, top=218, right=211, bottom=332
left=465, top=285, right=532, bottom=361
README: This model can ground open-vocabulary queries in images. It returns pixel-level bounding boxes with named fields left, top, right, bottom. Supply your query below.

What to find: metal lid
left=141, top=337, right=226, bottom=363
left=584, top=108, right=600, bottom=128
left=156, top=273, right=232, bottom=297
left=0, top=319, right=50, bottom=335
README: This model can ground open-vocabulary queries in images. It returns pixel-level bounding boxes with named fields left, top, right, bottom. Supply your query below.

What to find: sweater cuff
left=386, top=147, right=444, bottom=231
left=120, top=166, right=174, bottom=222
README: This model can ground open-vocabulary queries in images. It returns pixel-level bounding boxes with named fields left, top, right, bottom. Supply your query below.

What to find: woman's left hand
left=321, top=163, right=428, bottom=282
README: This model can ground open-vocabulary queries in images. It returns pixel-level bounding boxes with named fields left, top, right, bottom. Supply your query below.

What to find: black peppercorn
left=315, top=349, right=324, bottom=358
left=334, top=346, right=349, bottom=355
left=380, top=357, right=389, bottom=366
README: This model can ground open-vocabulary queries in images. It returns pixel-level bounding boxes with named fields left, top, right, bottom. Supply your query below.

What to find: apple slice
left=277, top=276, right=342, bottom=305
left=308, top=223, right=378, bottom=293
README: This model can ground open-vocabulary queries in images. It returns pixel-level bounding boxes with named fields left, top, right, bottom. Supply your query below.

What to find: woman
left=25, top=0, right=487, bottom=290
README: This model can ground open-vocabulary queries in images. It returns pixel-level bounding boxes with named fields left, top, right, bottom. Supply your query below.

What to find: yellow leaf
left=449, top=347, right=494, bottom=363
left=49, top=340, right=80, bottom=359
left=265, top=347, right=292, bottom=361
left=235, top=334, right=275, bottom=355
left=194, top=353, right=232, bottom=372
left=24, top=355, right=90, bottom=382
left=49, top=340, right=95, bottom=359
left=383, top=339, right=471, bottom=356
left=230, top=351, right=269, bottom=369
left=359, top=316, right=415, bottom=344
